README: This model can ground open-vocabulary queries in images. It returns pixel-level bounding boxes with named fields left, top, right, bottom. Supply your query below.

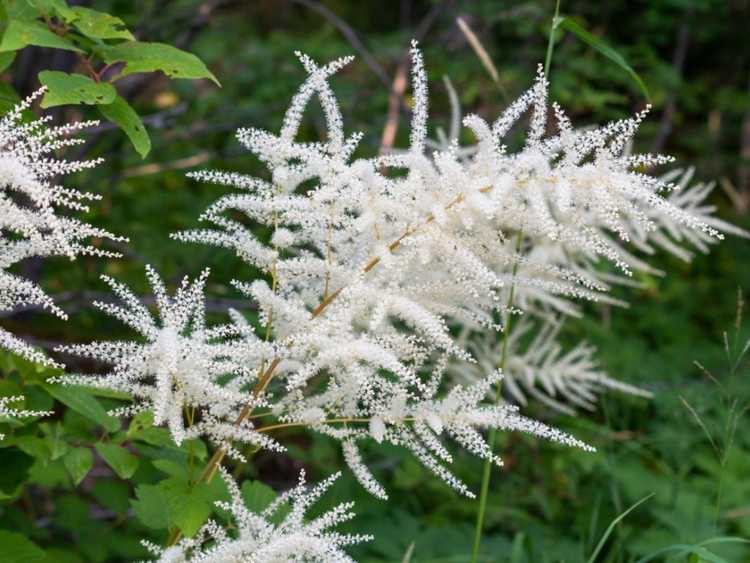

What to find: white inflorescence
left=168, top=43, right=738, bottom=496
left=0, top=88, right=124, bottom=368
left=58, top=41, right=742, bottom=515
left=0, top=395, right=53, bottom=439
left=144, top=468, right=370, bottom=562
left=52, top=266, right=283, bottom=456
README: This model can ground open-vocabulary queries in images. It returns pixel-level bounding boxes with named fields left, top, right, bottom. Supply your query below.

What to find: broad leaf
left=71, top=6, right=133, bottom=40
left=38, top=71, right=116, bottom=108
left=63, top=447, right=93, bottom=486
left=0, top=530, right=46, bottom=563
left=131, top=483, right=170, bottom=529
left=95, top=442, right=139, bottom=479
left=98, top=95, right=151, bottom=157
left=99, top=41, right=220, bottom=85
left=43, top=383, right=119, bottom=432
left=0, top=20, right=83, bottom=53
left=241, top=480, right=277, bottom=513
left=3, top=0, right=42, bottom=21
left=29, top=0, right=76, bottom=22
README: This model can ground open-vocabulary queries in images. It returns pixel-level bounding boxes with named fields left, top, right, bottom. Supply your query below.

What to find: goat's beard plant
left=1, top=41, right=744, bottom=561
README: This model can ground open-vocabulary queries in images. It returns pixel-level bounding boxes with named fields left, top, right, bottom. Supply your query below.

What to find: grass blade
left=587, top=493, right=654, bottom=563
left=558, top=17, right=650, bottom=101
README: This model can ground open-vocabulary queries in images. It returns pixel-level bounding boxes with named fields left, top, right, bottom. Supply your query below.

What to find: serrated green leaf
left=165, top=481, right=212, bottom=537
left=38, top=70, right=116, bottom=108
left=557, top=16, right=650, bottom=101
left=70, top=6, right=133, bottom=40
left=0, top=530, right=46, bottom=563
left=95, top=442, right=139, bottom=479
left=63, top=447, right=92, bottom=486
left=0, top=19, right=83, bottom=53
left=99, top=41, right=220, bottom=85
left=43, top=383, right=119, bottom=432
left=131, top=483, right=169, bottom=529
left=98, top=95, right=150, bottom=157
left=241, top=480, right=277, bottom=513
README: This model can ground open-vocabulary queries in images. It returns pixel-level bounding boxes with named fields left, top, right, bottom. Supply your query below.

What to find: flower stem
left=470, top=230, right=523, bottom=563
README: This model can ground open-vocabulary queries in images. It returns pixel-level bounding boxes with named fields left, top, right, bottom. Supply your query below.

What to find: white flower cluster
left=35, top=40, right=743, bottom=561
left=144, top=469, right=370, bottom=563
left=52, top=41, right=742, bottom=537
left=0, top=88, right=122, bottom=367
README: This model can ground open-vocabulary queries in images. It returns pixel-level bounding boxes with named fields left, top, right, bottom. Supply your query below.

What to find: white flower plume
left=144, top=468, right=370, bottom=563
left=0, top=87, right=124, bottom=367
left=52, top=266, right=277, bottom=451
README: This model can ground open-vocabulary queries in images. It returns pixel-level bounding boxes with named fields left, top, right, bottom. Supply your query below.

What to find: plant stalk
left=470, top=230, right=523, bottom=563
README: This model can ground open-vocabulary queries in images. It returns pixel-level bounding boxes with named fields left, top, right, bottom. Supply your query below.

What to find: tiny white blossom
left=144, top=468, right=370, bottom=562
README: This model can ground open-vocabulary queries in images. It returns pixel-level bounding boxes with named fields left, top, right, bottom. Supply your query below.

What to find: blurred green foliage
left=0, top=0, right=749, bottom=561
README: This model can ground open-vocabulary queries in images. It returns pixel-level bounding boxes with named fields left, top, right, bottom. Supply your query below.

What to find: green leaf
left=131, top=483, right=169, bottom=529
left=98, top=95, right=151, bottom=157
left=0, top=51, right=15, bottom=72
left=43, top=383, right=119, bottom=432
left=38, top=70, right=116, bottom=108
left=3, top=0, right=42, bottom=21
left=164, top=480, right=213, bottom=537
left=0, top=81, right=20, bottom=114
left=0, top=19, right=83, bottom=53
left=29, top=0, right=76, bottom=22
left=91, top=479, right=130, bottom=513
left=241, top=480, right=277, bottom=513
left=99, top=41, right=220, bottom=85
left=95, top=442, right=139, bottom=479
left=0, top=530, right=47, bottom=563
left=556, top=16, right=650, bottom=101
left=152, top=458, right=189, bottom=480
left=0, top=448, right=34, bottom=498
left=63, top=447, right=93, bottom=486
left=70, top=6, right=133, bottom=40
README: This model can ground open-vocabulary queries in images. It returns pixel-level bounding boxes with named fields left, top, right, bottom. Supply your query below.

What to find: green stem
left=470, top=230, right=523, bottom=563
left=471, top=4, right=562, bottom=558
left=544, top=0, right=562, bottom=77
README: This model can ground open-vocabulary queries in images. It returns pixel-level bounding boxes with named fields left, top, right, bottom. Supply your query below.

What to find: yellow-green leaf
left=70, top=6, right=133, bottom=40
left=38, top=70, right=116, bottom=108
left=28, top=0, right=76, bottom=22
left=0, top=19, right=83, bottom=53
left=98, top=95, right=151, bottom=157
left=99, top=41, right=220, bottom=85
